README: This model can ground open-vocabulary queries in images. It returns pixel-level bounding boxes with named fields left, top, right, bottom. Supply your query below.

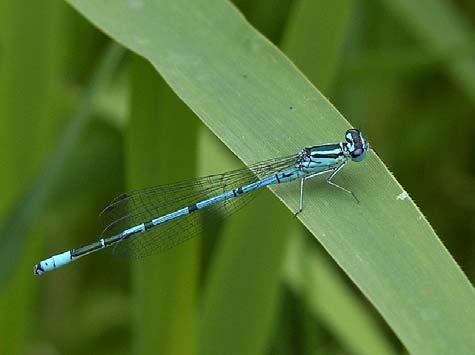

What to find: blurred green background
left=0, top=0, right=474, bottom=354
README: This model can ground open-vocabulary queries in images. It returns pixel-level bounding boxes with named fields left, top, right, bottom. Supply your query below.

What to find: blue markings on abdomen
left=275, top=167, right=303, bottom=183
left=196, top=190, right=235, bottom=209
left=152, top=207, right=189, bottom=226
left=122, top=223, right=145, bottom=238
left=127, top=168, right=303, bottom=236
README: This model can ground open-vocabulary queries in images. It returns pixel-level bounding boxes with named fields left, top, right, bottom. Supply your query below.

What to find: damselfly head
left=344, top=129, right=369, bottom=162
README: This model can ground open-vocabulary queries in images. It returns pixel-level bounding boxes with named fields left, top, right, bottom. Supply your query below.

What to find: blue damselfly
left=34, top=129, right=369, bottom=275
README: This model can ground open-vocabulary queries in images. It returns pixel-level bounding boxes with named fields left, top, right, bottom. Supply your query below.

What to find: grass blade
left=0, top=42, right=125, bottom=288
left=281, top=2, right=397, bottom=353
left=282, top=0, right=354, bottom=92
left=198, top=129, right=291, bottom=355
left=380, top=0, right=475, bottom=103
left=285, top=230, right=398, bottom=355
left=128, top=55, right=199, bottom=355
left=65, top=1, right=475, bottom=353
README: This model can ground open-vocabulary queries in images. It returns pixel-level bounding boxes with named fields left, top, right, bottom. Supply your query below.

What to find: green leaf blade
left=65, top=1, right=475, bottom=353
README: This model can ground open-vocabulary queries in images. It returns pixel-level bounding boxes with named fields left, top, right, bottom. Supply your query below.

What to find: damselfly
left=34, top=129, right=369, bottom=275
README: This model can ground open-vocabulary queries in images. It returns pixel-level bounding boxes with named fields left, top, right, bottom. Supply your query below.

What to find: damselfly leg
left=296, top=169, right=333, bottom=215
left=326, top=162, right=359, bottom=204
left=295, top=161, right=359, bottom=216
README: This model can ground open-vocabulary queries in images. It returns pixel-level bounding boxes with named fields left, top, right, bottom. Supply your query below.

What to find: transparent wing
left=99, top=154, right=299, bottom=259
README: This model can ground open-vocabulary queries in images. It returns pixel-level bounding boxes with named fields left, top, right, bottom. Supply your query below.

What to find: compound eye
left=351, top=148, right=363, bottom=158
left=351, top=147, right=368, bottom=162
left=345, top=129, right=358, bottom=143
